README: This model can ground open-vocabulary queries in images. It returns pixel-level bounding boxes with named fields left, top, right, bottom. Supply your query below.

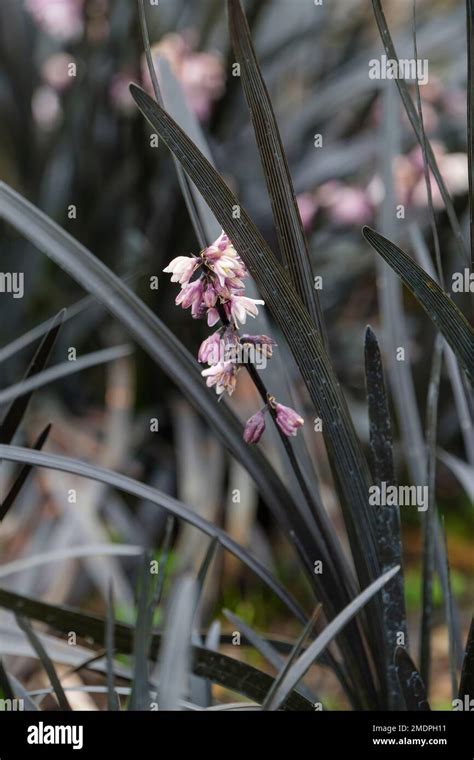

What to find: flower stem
left=215, top=303, right=322, bottom=525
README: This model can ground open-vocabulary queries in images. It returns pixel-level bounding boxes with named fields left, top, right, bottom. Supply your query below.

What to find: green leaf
left=363, top=226, right=473, bottom=386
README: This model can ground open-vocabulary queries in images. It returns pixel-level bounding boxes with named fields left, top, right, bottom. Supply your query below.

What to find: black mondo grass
left=0, top=0, right=471, bottom=717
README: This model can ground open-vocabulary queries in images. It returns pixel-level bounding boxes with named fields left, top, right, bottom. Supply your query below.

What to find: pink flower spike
left=229, top=295, right=264, bottom=326
left=163, top=255, right=200, bottom=284
left=198, top=332, right=223, bottom=364
left=243, top=410, right=266, bottom=444
left=275, top=403, right=304, bottom=437
left=201, top=361, right=238, bottom=396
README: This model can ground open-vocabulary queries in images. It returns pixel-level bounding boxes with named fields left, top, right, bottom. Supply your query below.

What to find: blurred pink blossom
left=109, top=72, right=137, bottom=115
left=41, top=53, right=76, bottom=92
left=32, top=86, right=62, bottom=131
left=317, top=181, right=374, bottom=226
left=296, top=192, right=319, bottom=231
left=25, top=0, right=84, bottom=41
left=393, top=141, right=468, bottom=209
left=142, top=32, right=225, bottom=122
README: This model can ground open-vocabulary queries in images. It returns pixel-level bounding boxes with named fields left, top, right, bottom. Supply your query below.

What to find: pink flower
left=392, top=141, right=468, bottom=210
left=163, top=255, right=200, bottom=284
left=202, top=361, right=238, bottom=396
left=163, top=230, right=274, bottom=400
left=175, top=279, right=203, bottom=310
left=203, top=282, right=217, bottom=308
left=206, top=307, right=221, bottom=327
left=198, top=332, right=223, bottom=364
left=110, top=71, right=137, bottom=115
left=228, top=295, right=264, bottom=326
left=317, top=181, right=373, bottom=226
left=41, top=54, right=76, bottom=92
left=243, top=410, right=266, bottom=444
left=202, top=232, right=247, bottom=286
left=275, top=403, right=304, bottom=437
left=32, top=86, right=62, bottom=132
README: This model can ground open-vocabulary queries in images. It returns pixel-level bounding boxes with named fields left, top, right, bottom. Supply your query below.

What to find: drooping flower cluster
left=163, top=231, right=304, bottom=442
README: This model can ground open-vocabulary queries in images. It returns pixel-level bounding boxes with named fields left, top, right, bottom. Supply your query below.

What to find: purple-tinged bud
left=241, top=334, right=277, bottom=358
left=275, top=403, right=304, bottom=437
left=243, top=410, right=266, bottom=444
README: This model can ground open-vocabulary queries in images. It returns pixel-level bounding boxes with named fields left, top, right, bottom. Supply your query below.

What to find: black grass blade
left=0, top=658, right=14, bottom=701
left=395, top=647, right=430, bottom=711
left=0, top=309, right=63, bottom=444
left=227, top=0, right=326, bottom=343
left=364, top=326, right=396, bottom=486
left=419, top=338, right=443, bottom=691
left=364, top=326, right=406, bottom=710
left=363, top=227, right=473, bottom=386
left=0, top=345, right=133, bottom=407
left=128, top=552, right=154, bottom=711
left=105, top=583, right=119, bottom=711
left=0, top=423, right=51, bottom=521
left=194, top=537, right=219, bottom=618
left=459, top=617, right=474, bottom=699
left=261, top=604, right=322, bottom=710
left=262, top=565, right=400, bottom=711
left=0, top=588, right=312, bottom=710
left=15, top=614, right=71, bottom=711
left=0, top=444, right=305, bottom=622
left=157, top=576, right=196, bottom=710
